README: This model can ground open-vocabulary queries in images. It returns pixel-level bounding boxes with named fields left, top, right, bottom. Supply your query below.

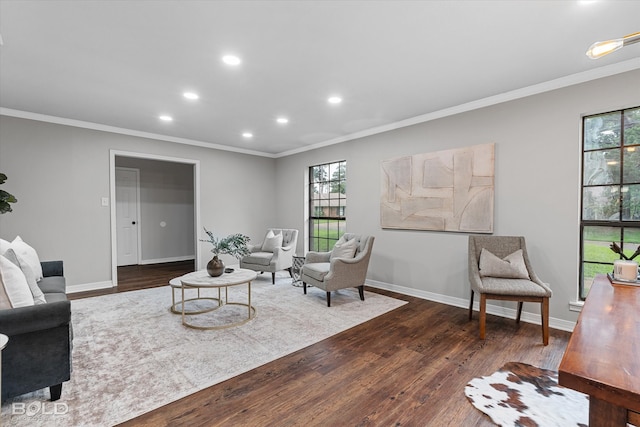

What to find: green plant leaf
left=0, top=173, right=17, bottom=214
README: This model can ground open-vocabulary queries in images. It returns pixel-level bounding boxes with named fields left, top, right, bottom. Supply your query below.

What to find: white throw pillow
left=3, top=248, right=47, bottom=304
left=0, top=276, right=11, bottom=309
left=479, top=248, right=530, bottom=280
left=9, top=236, right=43, bottom=281
left=0, top=254, right=35, bottom=308
left=331, top=237, right=358, bottom=259
left=261, top=231, right=283, bottom=253
left=0, top=238, right=10, bottom=254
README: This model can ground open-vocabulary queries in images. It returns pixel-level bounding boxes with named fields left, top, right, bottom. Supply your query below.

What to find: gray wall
left=1, top=69, right=638, bottom=325
left=275, top=69, right=640, bottom=326
left=115, top=157, right=195, bottom=263
left=0, top=116, right=277, bottom=287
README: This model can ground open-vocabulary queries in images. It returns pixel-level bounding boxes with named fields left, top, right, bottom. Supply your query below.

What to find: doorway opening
left=110, top=150, right=200, bottom=288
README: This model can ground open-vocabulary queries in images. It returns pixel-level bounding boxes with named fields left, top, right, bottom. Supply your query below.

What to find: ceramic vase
left=207, top=255, right=224, bottom=277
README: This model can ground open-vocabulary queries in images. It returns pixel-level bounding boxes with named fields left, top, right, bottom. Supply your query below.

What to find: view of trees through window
left=580, top=106, right=640, bottom=298
left=308, top=161, right=346, bottom=251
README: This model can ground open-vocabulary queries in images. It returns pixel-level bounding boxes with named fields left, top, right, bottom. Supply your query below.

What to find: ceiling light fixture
left=159, top=115, right=173, bottom=122
left=222, top=55, right=241, bottom=66
left=183, top=92, right=199, bottom=100
left=586, top=31, right=640, bottom=59
left=242, top=132, right=253, bottom=138
left=276, top=117, right=289, bottom=124
left=328, top=96, right=342, bottom=104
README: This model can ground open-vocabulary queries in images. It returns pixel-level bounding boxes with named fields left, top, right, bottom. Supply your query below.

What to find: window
left=580, top=106, right=640, bottom=299
left=309, top=161, right=346, bottom=251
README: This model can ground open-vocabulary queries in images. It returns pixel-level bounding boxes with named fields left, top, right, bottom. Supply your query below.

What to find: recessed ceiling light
left=222, top=55, right=241, bottom=66
left=276, top=117, right=289, bottom=124
left=183, top=92, right=199, bottom=100
left=328, top=96, right=342, bottom=104
left=159, top=115, right=173, bottom=122
left=242, top=132, right=253, bottom=138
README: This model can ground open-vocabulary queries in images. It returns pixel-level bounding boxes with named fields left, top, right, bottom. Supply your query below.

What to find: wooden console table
left=558, top=274, right=640, bottom=427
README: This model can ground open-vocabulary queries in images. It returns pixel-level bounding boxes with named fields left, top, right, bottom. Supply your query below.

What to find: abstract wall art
left=380, top=143, right=495, bottom=233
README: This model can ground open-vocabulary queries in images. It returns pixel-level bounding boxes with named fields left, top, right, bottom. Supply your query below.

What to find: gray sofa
left=0, top=260, right=72, bottom=401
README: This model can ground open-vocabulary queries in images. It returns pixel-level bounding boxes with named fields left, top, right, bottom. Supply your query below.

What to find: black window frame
left=308, top=160, right=347, bottom=252
left=579, top=106, right=640, bottom=299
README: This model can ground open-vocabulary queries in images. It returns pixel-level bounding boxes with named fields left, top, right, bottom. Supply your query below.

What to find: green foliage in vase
left=0, top=173, right=18, bottom=214
left=200, top=227, right=250, bottom=259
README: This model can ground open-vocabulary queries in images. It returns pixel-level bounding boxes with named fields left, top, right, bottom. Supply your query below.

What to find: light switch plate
left=101, top=197, right=109, bottom=207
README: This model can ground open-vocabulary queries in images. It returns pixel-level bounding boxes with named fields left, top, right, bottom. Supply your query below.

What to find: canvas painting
left=380, top=143, right=494, bottom=233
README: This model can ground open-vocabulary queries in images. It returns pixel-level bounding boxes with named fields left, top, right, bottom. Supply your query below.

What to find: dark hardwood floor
left=70, top=263, right=571, bottom=426
left=67, top=260, right=195, bottom=300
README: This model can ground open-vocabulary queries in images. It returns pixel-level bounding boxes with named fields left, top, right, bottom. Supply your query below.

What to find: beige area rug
left=0, top=272, right=407, bottom=426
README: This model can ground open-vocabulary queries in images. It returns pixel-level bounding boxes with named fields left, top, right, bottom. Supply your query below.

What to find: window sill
left=569, top=300, right=584, bottom=312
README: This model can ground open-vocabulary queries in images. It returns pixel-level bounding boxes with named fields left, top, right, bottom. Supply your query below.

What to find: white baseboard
left=67, top=257, right=194, bottom=294
left=366, top=279, right=576, bottom=333
left=67, top=281, right=115, bottom=294
left=138, top=255, right=195, bottom=265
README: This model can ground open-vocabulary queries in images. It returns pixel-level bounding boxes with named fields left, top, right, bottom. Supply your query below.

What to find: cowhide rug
left=465, top=362, right=589, bottom=427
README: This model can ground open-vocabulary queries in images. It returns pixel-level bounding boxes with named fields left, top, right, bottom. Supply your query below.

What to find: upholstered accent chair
left=240, top=228, right=298, bottom=284
left=301, top=234, right=375, bottom=307
left=468, top=235, right=552, bottom=345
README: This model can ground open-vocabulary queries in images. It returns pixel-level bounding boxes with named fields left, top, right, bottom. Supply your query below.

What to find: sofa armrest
left=0, top=300, right=71, bottom=336
left=41, top=260, right=64, bottom=277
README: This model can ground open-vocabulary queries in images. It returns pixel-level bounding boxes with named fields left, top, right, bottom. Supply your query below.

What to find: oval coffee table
left=178, top=268, right=258, bottom=330
left=169, top=276, right=221, bottom=315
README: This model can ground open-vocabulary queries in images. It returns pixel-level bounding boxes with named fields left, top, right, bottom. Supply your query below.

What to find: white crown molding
left=275, top=58, right=640, bottom=158
left=0, top=108, right=276, bottom=159
left=2, top=58, right=638, bottom=160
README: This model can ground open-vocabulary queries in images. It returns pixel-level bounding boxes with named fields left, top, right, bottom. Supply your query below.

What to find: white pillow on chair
left=261, top=231, right=283, bottom=253
left=331, top=238, right=358, bottom=259
left=479, top=248, right=530, bottom=279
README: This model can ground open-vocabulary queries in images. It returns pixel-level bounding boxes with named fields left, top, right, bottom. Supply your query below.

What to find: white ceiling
left=1, top=1, right=639, bottom=157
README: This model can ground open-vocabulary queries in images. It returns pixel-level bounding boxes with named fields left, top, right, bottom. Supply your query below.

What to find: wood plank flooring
left=67, top=260, right=195, bottom=300
left=71, top=263, right=571, bottom=426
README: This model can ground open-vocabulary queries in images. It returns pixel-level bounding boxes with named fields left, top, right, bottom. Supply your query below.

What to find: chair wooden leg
left=357, top=285, right=365, bottom=301
left=326, top=292, right=331, bottom=307
left=468, top=290, right=474, bottom=320
left=303, top=282, right=307, bottom=294
left=542, top=297, right=550, bottom=346
left=516, top=301, right=523, bottom=323
left=287, top=267, right=293, bottom=278
left=271, top=272, right=275, bottom=284
left=479, top=294, right=487, bottom=340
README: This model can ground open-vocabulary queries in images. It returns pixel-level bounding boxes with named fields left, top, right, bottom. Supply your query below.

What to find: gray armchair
left=468, top=235, right=552, bottom=345
left=240, top=228, right=298, bottom=284
left=301, top=234, right=374, bottom=307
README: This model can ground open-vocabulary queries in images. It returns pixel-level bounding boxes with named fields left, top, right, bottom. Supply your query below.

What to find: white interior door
left=116, top=167, right=140, bottom=266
